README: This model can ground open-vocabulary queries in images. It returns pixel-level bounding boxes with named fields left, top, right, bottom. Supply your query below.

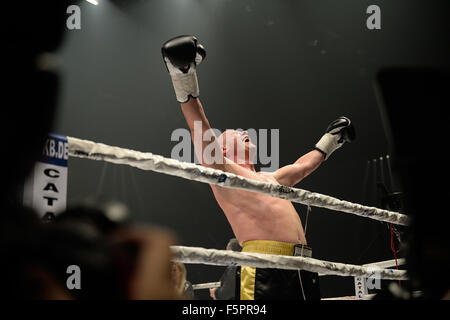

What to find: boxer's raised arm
left=273, top=150, right=324, bottom=187
left=273, top=117, right=355, bottom=187
left=180, top=98, right=225, bottom=169
left=162, top=35, right=225, bottom=170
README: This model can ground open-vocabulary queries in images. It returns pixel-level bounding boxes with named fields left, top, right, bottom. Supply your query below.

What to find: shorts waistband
left=241, top=240, right=312, bottom=257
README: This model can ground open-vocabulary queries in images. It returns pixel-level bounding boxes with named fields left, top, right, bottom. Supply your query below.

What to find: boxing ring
left=68, top=136, right=410, bottom=300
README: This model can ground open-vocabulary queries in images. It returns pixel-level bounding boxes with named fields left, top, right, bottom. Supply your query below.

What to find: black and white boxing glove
left=162, top=35, right=206, bottom=103
left=315, top=116, right=355, bottom=160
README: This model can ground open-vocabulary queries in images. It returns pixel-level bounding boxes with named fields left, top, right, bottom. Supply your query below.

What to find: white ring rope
left=318, top=258, right=405, bottom=276
left=363, top=258, right=405, bottom=269
left=67, top=137, right=409, bottom=226
left=192, top=282, right=221, bottom=290
left=170, top=246, right=408, bottom=281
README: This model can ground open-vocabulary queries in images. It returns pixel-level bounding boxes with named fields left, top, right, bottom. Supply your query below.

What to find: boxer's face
left=218, top=130, right=256, bottom=165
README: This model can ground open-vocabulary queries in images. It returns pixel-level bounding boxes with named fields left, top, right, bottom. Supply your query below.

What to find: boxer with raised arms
left=162, top=35, right=355, bottom=300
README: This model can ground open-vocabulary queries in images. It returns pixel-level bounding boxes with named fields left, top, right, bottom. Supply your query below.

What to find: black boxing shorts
left=238, top=240, right=321, bottom=300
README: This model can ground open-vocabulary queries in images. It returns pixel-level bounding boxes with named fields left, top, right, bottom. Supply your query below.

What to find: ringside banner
left=23, top=133, right=68, bottom=219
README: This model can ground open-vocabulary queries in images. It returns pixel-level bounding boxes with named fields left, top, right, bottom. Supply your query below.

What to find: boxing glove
left=315, top=116, right=355, bottom=160
left=162, top=35, right=206, bottom=103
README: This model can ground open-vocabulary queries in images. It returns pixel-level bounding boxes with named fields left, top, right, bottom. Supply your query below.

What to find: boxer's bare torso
left=211, top=169, right=307, bottom=245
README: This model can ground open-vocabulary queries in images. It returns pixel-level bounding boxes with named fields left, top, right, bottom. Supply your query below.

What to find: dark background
left=53, top=0, right=449, bottom=299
